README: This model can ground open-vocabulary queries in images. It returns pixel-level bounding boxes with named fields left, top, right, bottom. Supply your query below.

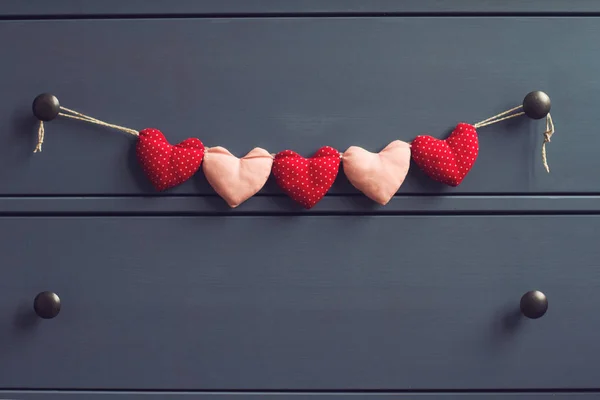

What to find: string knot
left=543, top=129, right=552, bottom=144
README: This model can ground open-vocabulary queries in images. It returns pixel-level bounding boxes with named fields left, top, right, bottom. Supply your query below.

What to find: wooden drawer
left=1, top=215, right=599, bottom=390
left=0, top=16, right=594, bottom=198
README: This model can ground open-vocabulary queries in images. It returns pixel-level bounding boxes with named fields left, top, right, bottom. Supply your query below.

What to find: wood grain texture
left=0, top=392, right=599, bottom=399
left=0, top=17, right=596, bottom=196
left=1, top=0, right=600, bottom=16
left=1, top=196, right=600, bottom=215
left=1, top=216, right=599, bottom=390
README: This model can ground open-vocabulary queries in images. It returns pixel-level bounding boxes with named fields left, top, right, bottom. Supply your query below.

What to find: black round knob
left=520, top=290, right=548, bottom=319
left=32, top=93, right=60, bottom=121
left=33, top=291, right=61, bottom=319
left=522, top=91, right=551, bottom=120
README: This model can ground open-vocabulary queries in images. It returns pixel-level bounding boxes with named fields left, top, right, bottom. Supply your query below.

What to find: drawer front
left=1, top=216, right=599, bottom=390
left=0, top=17, right=594, bottom=197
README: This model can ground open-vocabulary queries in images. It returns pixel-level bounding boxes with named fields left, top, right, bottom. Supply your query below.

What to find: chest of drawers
left=1, top=1, right=600, bottom=399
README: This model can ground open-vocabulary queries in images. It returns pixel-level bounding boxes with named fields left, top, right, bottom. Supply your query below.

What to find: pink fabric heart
left=202, top=146, right=273, bottom=208
left=342, top=140, right=411, bottom=205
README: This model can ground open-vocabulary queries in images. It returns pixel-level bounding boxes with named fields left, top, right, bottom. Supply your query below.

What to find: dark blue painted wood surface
left=0, top=17, right=594, bottom=196
left=1, top=392, right=599, bottom=399
left=0, top=1, right=595, bottom=396
left=1, top=216, right=599, bottom=390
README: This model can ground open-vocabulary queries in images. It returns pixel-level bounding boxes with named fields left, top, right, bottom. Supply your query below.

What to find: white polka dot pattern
left=411, top=123, right=479, bottom=187
left=136, top=128, right=205, bottom=191
left=272, top=146, right=341, bottom=209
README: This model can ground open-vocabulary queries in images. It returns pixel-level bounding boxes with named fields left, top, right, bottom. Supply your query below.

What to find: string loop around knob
left=472, top=91, right=555, bottom=173
left=31, top=93, right=139, bottom=153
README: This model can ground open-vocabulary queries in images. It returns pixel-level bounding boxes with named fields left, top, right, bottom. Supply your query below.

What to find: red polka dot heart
left=136, top=128, right=205, bottom=191
left=411, top=123, right=479, bottom=187
left=272, top=147, right=341, bottom=209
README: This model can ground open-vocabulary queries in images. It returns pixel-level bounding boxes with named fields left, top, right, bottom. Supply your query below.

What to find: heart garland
left=31, top=91, right=555, bottom=209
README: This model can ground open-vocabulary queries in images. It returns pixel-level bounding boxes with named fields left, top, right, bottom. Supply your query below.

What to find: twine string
left=34, top=121, right=45, bottom=153
left=473, top=105, right=556, bottom=173
left=58, top=107, right=139, bottom=135
left=542, top=113, right=554, bottom=173
left=33, top=106, right=138, bottom=153
left=473, top=105, right=524, bottom=128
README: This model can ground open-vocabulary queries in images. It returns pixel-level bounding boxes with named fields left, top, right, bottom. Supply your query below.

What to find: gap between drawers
left=2, top=388, right=600, bottom=394
left=0, top=195, right=598, bottom=216
left=6, top=12, right=600, bottom=21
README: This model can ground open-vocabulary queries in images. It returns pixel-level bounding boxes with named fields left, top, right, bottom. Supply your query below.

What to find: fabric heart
left=342, top=140, right=411, bottom=205
left=136, top=128, right=205, bottom=191
left=272, top=146, right=341, bottom=209
left=202, top=146, right=273, bottom=208
left=410, top=123, right=478, bottom=186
